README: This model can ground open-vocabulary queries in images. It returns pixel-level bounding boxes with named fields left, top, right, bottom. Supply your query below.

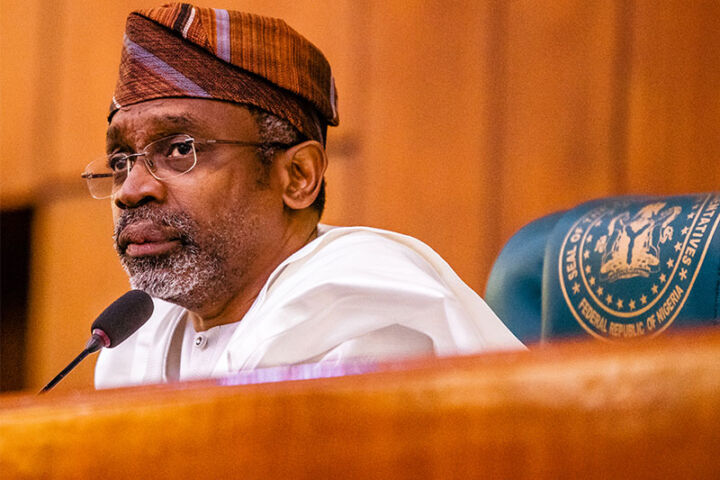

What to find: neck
left=187, top=219, right=319, bottom=332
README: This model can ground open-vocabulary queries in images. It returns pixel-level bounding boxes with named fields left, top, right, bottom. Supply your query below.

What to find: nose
left=113, top=157, right=166, bottom=209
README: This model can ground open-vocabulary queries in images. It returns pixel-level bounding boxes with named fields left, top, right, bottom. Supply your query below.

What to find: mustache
left=113, top=207, right=197, bottom=253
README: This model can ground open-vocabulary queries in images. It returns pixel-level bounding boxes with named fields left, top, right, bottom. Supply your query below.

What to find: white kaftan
left=95, top=225, right=523, bottom=388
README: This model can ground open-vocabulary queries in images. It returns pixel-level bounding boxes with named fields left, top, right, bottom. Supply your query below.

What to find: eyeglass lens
left=82, top=135, right=197, bottom=199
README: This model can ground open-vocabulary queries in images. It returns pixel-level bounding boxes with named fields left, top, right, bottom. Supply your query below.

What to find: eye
left=167, top=139, right=194, bottom=157
left=108, top=154, right=129, bottom=172
left=159, top=136, right=197, bottom=173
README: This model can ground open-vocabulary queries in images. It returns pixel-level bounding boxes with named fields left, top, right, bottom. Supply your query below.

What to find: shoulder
left=251, top=226, right=523, bottom=357
left=257, top=226, right=461, bottom=326
left=285, top=226, right=449, bottom=287
left=260, top=226, right=471, bottom=326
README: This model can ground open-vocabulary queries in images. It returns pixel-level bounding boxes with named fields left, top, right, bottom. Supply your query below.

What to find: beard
left=113, top=204, right=260, bottom=312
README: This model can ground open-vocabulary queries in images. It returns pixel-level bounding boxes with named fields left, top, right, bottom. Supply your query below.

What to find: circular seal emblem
left=558, top=194, right=720, bottom=341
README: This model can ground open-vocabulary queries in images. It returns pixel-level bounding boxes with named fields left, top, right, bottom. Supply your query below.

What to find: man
left=89, top=3, right=523, bottom=388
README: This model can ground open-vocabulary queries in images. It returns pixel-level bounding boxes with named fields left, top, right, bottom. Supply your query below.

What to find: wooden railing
left=2, top=328, right=720, bottom=479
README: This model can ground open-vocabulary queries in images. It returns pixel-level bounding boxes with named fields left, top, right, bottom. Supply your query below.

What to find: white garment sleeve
left=317, top=324, right=435, bottom=364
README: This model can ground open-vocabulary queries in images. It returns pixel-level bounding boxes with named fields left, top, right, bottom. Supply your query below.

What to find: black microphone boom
left=39, top=290, right=153, bottom=394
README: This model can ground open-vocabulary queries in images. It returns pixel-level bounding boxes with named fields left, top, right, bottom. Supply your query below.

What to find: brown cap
left=109, top=3, right=339, bottom=143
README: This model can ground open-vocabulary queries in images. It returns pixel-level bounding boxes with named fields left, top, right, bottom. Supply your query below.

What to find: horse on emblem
left=594, top=203, right=681, bottom=282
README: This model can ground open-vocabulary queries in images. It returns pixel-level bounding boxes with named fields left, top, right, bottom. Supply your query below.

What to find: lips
left=118, top=220, right=182, bottom=257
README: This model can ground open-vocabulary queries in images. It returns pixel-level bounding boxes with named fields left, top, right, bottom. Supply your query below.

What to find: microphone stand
left=38, top=334, right=105, bottom=394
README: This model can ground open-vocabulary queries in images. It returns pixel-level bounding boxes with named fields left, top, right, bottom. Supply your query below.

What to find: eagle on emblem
left=593, top=203, right=681, bottom=282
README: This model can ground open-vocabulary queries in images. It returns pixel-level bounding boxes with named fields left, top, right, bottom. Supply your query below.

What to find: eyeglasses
left=81, top=134, right=291, bottom=199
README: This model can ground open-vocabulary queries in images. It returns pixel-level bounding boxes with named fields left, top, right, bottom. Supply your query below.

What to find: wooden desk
left=2, top=329, right=720, bottom=479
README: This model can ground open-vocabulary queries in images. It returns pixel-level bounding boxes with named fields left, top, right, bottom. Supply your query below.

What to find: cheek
left=165, top=169, right=268, bottom=223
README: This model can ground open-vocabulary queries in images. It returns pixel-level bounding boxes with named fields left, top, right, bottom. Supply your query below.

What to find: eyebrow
left=106, top=113, right=203, bottom=149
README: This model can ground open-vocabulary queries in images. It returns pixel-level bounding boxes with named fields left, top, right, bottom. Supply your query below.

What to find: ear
left=280, top=140, right=327, bottom=211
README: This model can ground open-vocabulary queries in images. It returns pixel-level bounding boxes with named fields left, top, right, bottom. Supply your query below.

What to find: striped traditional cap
left=110, top=3, right=339, bottom=143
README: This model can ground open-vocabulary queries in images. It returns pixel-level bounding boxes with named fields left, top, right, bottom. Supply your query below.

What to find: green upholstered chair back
left=486, top=193, right=720, bottom=343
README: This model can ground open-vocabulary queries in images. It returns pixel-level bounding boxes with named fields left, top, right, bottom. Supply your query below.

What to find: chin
left=129, top=270, right=223, bottom=312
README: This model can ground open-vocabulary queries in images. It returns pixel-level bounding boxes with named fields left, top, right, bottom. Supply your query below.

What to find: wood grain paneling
left=495, top=0, right=623, bottom=245
left=0, top=0, right=45, bottom=207
left=3, top=329, right=720, bottom=479
left=361, top=2, right=497, bottom=290
left=625, top=0, right=720, bottom=193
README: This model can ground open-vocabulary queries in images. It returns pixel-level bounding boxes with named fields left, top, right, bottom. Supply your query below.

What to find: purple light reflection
left=217, top=361, right=380, bottom=387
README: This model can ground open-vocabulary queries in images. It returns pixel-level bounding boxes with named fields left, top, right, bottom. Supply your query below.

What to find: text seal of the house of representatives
left=558, top=194, right=720, bottom=341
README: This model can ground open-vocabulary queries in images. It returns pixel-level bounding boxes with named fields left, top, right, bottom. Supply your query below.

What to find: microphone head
left=90, top=290, right=154, bottom=348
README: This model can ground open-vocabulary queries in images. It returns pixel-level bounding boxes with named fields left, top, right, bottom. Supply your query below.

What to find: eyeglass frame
left=81, top=134, right=293, bottom=199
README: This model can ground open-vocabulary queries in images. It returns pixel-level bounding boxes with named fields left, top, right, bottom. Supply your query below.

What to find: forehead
left=106, top=98, right=258, bottom=146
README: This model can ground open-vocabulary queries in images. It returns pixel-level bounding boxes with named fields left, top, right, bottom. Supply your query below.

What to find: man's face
left=107, top=98, right=285, bottom=313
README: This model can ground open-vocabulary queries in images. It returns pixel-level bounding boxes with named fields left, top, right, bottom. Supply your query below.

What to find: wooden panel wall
left=1, top=1, right=718, bottom=391
left=626, top=1, right=720, bottom=192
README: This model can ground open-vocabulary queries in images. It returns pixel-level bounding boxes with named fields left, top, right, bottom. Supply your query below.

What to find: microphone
left=39, top=290, right=154, bottom=394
